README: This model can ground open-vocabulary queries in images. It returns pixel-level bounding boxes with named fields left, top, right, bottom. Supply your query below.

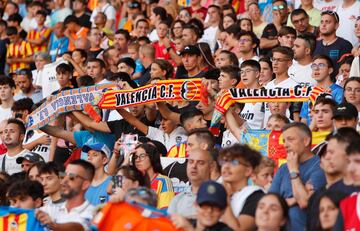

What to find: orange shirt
left=68, top=27, right=89, bottom=51
left=27, top=27, right=52, bottom=53
left=6, top=40, right=33, bottom=73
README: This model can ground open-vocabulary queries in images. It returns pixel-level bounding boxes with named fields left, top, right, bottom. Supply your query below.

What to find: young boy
left=0, top=77, right=16, bottom=120
left=7, top=180, right=44, bottom=209
left=278, top=26, right=297, bottom=48
left=6, top=26, right=33, bottom=74
left=251, top=157, right=275, bottom=191
left=219, top=65, right=240, bottom=90
left=51, top=63, right=73, bottom=95
left=27, top=10, right=52, bottom=53
left=171, top=181, right=232, bottom=231
left=83, top=143, right=112, bottom=205
left=239, top=60, right=264, bottom=129
left=128, top=42, right=144, bottom=83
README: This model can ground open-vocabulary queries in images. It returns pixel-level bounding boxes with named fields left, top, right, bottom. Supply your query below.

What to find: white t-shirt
left=264, top=77, right=299, bottom=125
left=41, top=200, right=95, bottom=230
left=37, top=60, right=67, bottom=98
left=23, top=130, right=50, bottom=162
left=221, top=129, right=239, bottom=148
left=90, top=3, right=116, bottom=28
left=0, top=149, right=30, bottom=175
left=288, top=61, right=316, bottom=87
left=314, top=0, right=341, bottom=11
left=336, top=1, right=360, bottom=46
left=0, top=106, right=12, bottom=120
left=200, top=26, right=219, bottom=54
left=238, top=56, right=260, bottom=66
left=147, top=126, right=188, bottom=151
left=148, top=30, right=159, bottom=42
left=240, top=103, right=264, bottom=129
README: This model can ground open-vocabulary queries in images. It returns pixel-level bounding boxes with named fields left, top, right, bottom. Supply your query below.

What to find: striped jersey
left=6, top=41, right=33, bottom=73
left=27, top=27, right=52, bottom=53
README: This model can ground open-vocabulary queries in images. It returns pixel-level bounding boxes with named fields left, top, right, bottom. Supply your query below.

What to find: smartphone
left=112, top=175, right=123, bottom=191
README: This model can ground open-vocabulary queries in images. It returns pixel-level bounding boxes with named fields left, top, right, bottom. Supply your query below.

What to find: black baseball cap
left=180, top=45, right=201, bottom=56
left=332, top=103, right=358, bottom=119
left=16, top=152, right=45, bottom=164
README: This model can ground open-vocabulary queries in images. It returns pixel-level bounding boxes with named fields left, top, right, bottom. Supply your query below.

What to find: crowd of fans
left=0, top=0, right=359, bottom=230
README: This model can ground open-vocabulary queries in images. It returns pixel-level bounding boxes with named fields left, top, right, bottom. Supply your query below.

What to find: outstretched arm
left=116, top=108, right=148, bottom=135
left=40, top=124, right=76, bottom=146
left=71, top=111, right=111, bottom=133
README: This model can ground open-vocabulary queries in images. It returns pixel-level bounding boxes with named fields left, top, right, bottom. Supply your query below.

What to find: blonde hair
left=254, top=157, right=275, bottom=174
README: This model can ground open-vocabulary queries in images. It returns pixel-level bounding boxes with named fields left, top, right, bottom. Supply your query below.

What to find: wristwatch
left=290, top=172, right=300, bottom=180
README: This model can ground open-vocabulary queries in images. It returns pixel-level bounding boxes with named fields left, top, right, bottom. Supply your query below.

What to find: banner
left=26, top=84, right=115, bottom=130
left=0, top=206, right=45, bottom=231
left=209, top=86, right=325, bottom=135
left=239, top=130, right=330, bottom=167
left=98, top=79, right=202, bottom=109
left=161, top=157, right=189, bottom=194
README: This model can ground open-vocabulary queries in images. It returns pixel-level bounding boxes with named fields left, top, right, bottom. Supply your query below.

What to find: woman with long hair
left=255, top=193, right=289, bottom=231
left=131, top=143, right=174, bottom=210
left=150, top=59, right=174, bottom=80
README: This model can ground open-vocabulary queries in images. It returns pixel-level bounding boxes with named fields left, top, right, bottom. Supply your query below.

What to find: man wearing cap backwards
left=83, top=143, right=112, bottom=206
left=16, top=152, right=45, bottom=172
left=171, top=181, right=233, bottom=231
left=168, top=149, right=213, bottom=217
left=333, top=102, right=359, bottom=130
left=180, top=45, right=204, bottom=78
left=0, top=119, right=31, bottom=175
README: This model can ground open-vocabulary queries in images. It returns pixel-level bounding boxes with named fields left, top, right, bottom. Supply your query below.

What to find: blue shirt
left=269, top=155, right=326, bottom=231
left=85, top=176, right=112, bottom=205
left=300, top=83, right=343, bottom=124
left=49, top=33, right=69, bottom=62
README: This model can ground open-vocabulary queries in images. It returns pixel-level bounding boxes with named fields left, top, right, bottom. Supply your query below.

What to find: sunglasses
left=272, top=5, right=285, bottom=11
left=60, top=172, right=88, bottom=181
left=321, top=10, right=339, bottom=22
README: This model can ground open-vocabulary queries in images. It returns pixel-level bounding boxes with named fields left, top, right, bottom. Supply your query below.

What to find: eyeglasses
left=321, top=10, right=339, bottom=23
left=345, top=87, right=360, bottom=93
left=240, top=69, right=257, bottom=75
left=59, top=172, right=88, bottom=181
left=133, top=153, right=148, bottom=161
left=239, top=38, right=252, bottom=43
left=272, top=5, right=285, bottom=11
left=311, top=63, right=328, bottom=70
left=270, top=57, right=290, bottom=63
left=218, top=158, right=250, bottom=167
left=173, top=26, right=182, bottom=30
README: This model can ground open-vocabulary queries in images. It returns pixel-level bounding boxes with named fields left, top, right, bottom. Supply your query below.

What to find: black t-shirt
left=106, top=116, right=155, bottom=140
left=0, top=39, right=6, bottom=75
left=19, top=29, right=27, bottom=40
left=260, top=23, right=279, bottom=57
left=75, top=12, right=92, bottom=29
left=138, top=66, right=151, bottom=86
left=88, top=48, right=104, bottom=59
left=313, top=37, right=353, bottom=76
left=189, top=219, right=234, bottom=231
left=240, top=190, right=264, bottom=217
